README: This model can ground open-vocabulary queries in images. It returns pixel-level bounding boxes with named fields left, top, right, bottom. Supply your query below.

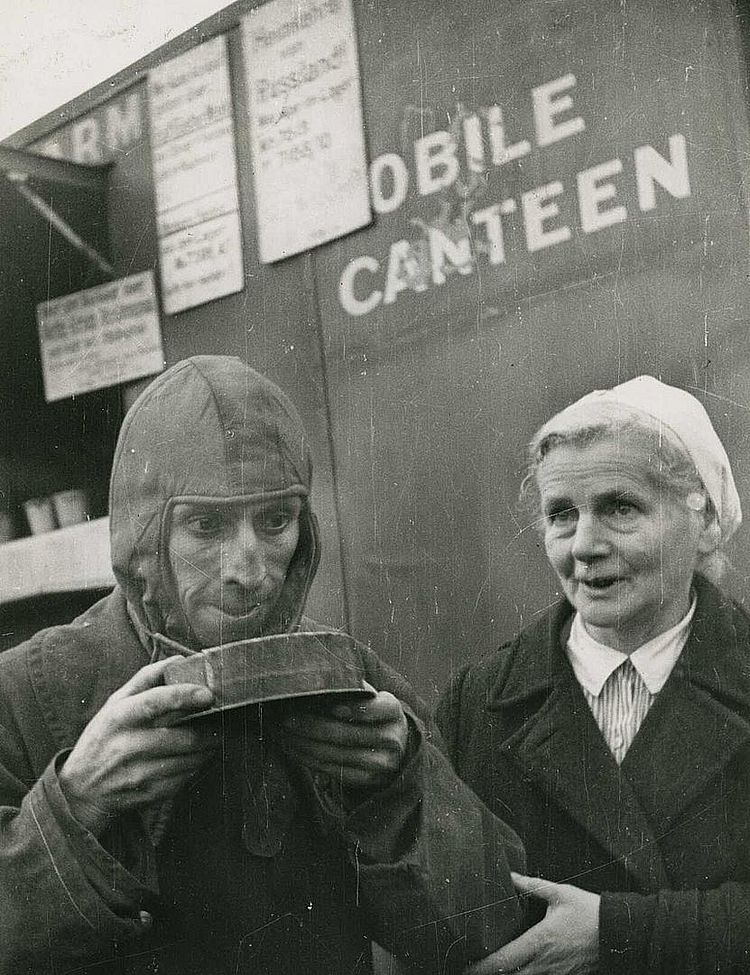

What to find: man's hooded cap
left=109, top=356, right=319, bottom=648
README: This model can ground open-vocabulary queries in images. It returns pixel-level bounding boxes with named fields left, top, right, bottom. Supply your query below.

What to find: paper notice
left=243, top=0, right=372, bottom=263
left=159, top=212, right=245, bottom=313
left=148, top=35, right=244, bottom=314
left=36, top=272, right=164, bottom=403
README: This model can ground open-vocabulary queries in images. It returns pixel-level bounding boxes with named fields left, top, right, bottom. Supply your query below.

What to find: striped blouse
left=566, top=601, right=696, bottom=764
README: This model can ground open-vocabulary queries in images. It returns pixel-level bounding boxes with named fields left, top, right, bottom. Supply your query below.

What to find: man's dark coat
left=0, top=590, right=522, bottom=975
left=0, top=358, right=524, bottom=975
left=436, top=575, right=750, bottom=974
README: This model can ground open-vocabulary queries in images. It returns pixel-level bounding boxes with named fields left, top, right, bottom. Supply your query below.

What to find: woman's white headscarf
left=538, top=376, right=742, bottom=543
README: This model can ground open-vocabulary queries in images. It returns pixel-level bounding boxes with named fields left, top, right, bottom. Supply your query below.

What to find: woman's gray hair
left=519, top=400, right=727, bottom=584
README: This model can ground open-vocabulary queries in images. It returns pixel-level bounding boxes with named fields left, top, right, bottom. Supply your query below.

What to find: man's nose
left=570, top=510, right=609, bottom=562
left=222, top=523, right=265, bottom=587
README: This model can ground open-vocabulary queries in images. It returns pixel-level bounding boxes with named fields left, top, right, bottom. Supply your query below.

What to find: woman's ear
left=686, top=491, right=720, bottom=555
left=697, top=511, right=721, bottom=555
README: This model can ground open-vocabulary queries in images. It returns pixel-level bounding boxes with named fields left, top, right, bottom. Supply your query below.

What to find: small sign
left=148, top=36, right=244, bottom=314
left=36, top=272, right=164, bottom=403
left=159, top=212, right=244, bottom=313
left=242, top=0, right=372, bottom=263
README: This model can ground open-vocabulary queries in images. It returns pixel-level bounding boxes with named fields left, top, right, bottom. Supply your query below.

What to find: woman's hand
left=59, top=659, right=218, bottom=834
left=465, top=872, right=600, bottom=975
left=279, top=682, right=410, bottom=792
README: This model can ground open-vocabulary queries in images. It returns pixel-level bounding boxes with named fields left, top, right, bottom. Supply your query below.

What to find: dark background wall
left=5, top=0, right=750, bottom=702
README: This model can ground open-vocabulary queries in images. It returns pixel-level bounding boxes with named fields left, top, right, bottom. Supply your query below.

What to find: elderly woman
left=436, top=376, right=750, bottom=975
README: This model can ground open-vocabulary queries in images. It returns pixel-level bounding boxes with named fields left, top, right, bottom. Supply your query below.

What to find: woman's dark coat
left=436, top=575, right=750, bottom=974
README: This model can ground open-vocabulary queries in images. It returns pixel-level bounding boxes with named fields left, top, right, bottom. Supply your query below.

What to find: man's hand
left=59, top=659, right=218, bottom=835
left=278, top=682, right=410, bottom=792
left=465, top=872, right=600, bottom=975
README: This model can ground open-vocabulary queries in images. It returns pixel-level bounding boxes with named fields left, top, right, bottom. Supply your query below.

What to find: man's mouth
left=224, top=603, right=262, bottom=619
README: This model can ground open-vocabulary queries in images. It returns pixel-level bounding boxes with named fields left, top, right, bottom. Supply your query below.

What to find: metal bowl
left=161, top=630, right=373, bottom=719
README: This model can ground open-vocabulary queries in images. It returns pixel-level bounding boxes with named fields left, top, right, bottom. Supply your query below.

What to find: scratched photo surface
left=0, top=1, right=749, bottom=973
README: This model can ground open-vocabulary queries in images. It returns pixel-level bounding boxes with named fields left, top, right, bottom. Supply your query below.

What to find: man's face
left=168, top=497, right=301, bottom=647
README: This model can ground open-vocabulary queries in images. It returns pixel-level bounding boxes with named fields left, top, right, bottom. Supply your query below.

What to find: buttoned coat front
left=435, top=575, right=750, bottom=974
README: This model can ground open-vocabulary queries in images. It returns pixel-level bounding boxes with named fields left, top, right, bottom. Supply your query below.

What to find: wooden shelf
left=0, top=516, right=114, bottom=605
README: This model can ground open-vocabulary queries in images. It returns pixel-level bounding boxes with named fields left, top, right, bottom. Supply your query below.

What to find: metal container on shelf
left=23, top=496, right=57, bottom=535
left=52, top=488, right=90, bottom=527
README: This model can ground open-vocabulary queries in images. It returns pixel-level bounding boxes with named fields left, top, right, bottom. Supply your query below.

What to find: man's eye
left=188, top=513, right=224, bottom=535
left=256, top=509, right=293, bottom=534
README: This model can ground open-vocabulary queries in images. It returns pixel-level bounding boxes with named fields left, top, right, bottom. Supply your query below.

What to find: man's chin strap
left=125, top=598, right=159, bottom=657
left=150, top=631, right=199, bottom=662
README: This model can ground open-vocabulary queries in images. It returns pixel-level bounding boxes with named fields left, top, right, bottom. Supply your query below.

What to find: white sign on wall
left=36, top=272, right=164, bottom=403
left=148, top=35, right=244, bottom=314
left=242, top=0, right=372, bottom=263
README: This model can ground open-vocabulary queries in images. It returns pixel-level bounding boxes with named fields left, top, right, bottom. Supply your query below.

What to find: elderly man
left=0, top=356, right=523, bottom=975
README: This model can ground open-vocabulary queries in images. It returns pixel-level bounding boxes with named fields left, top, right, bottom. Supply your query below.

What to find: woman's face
left=537, top=438, right=714, bottom=651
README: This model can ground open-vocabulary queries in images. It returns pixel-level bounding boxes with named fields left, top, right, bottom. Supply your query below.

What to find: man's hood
left=109, top=356, right=319, bottom=649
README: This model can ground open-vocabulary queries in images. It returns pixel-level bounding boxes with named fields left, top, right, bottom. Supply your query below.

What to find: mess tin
left=156, top=630, right=374, bottom=720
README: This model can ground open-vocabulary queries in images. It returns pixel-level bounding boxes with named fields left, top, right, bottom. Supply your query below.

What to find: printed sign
left=32, top=87, right=146, bottom=164
left=334, top=74, right=692, bottom=324
left=36, top=272, right=164, bottom=402
left=242, top=0, right=372, bottom=262
left=148, top=36, right=244, bottom=314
